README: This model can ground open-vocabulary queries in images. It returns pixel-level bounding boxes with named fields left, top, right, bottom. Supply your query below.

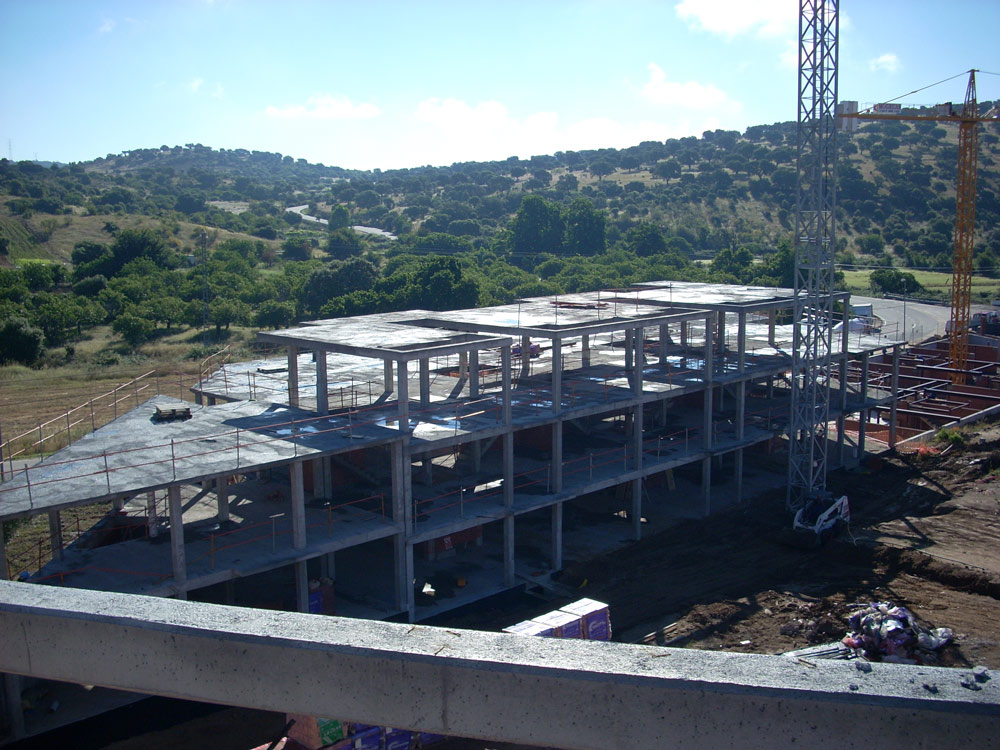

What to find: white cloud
left=640, top=63, right=742, bottom=114
left=675, top=0, right=794, bottom=38
left=212, top=83, right=225, bottom=99
left=779, top=39, right=798, bottom=71
left=375, top=88, right=736, bottom=168
left=189, top=77, right=204, bottom=93
left=97, top=18, right=115, bottom=34
left=265, top=94, right=381, bottom=120
left=869, top=53, right=901, bottom=73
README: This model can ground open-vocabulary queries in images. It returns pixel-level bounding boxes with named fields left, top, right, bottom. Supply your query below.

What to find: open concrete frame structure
left=0, top=281, right=905, bottom=741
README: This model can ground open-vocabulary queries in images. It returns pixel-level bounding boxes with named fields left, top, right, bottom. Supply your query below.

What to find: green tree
left=869, top=268, right=923, bottom=295
left=325, top=228, right=363, bottom=260
left=0, top=316, right=44, bottom=365
left=563, top=198, right=606, bottom=256
left=209, top=298, right=250, bottom=332
left=589, top=160, right=615, bottom=181
left=255, top=300, right=296, bottom=329
left=652, top=159, right=681, bottom=180
left=328, top=205, right=351, bottom=230
left=510, top=195, right=565, bottom=256
left=112, top=312, right=155, bottom=349
left=282, top=237, right=312, bottom=261
left=625, top=223, right=666, bottom=257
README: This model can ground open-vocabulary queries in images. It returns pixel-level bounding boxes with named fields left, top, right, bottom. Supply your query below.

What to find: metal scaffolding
left=788, top=0, right=839, bottom=509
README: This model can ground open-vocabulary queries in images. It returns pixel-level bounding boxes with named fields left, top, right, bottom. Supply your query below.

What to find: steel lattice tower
left=788, top=0, right=839, bottom=510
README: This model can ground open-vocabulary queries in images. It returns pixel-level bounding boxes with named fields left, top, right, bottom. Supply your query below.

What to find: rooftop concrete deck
left=0, top=396, right=400, bottom=521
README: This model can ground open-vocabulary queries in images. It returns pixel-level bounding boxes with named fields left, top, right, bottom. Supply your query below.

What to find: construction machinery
left=842, top=70, right=1000, bottom=382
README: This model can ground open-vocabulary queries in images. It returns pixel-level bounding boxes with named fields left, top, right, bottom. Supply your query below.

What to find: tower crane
left=842, top=71, right=1000, bottom=382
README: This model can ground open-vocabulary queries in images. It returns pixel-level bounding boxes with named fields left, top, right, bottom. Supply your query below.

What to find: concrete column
left=702, top=315, right=714, bottom=517
left=624, top=329, right=634, bottom=370
left=0, top=522, right=7, bottom=580
left=216, top=474, right=229, bottom=522
left=659, top=324, right=669, bottom=362
left=581, top=335, right=591, bottom=368
left=551, top=422, right=563, bottom=493
left=397, top=360, right=409, bottom=432
left=472, top=440, right=482, bottom=472
left=287, top=345, right=300, bottom=408
left=3, top=673, right=23, bottom=739
left=551, top=338, right=562, bottom=413
left=838, top=359, right=848, bottom=466
left=290, top=461, right=306, bottom=550
left=503, top=515, right=515, bottom=588
left=419, top=359, right=430, bottom=408
left=859, top=352, right=870, bottom=459
left=322, top=457, right=333, bottom=499
left=393, top=534, right=411, bottom=614
left=458, top=351, right=469, bottom=380
left=701, top=458, right=712, bottom=517
left=469, top=350, right=479, bottom=398
left=633, top=328, right=644, bottom=473
left=146, top=491, right=157, bottom=525
left=422, top=459, right=433, bottom=486
left=842, top=295, right=852, bottom=354
left=717, top=312, right=726, bottom=355
left=680, top=321, right=688, bottom=349
left=113, top=496, right=125, bottom=511
left=384, top=359, right=394, bottom=394
left=520, top=335, right=531, bottom=377
left=501, top=345, right=512, bottom=425
left=392, top=441, right=411, bottom=534
left=735, top=450, right=744, bottom=505
left=194, top=392, right=204, bottom=406
left=311, top=460, right=323, bottom=501
left=168, top=485, right=186, bottom=595
left=551, top=502, right=563, bottom=571
left=768, top=309, right=777, bottom=347
left=703, top=316, right=715, bottom=452
left=405, top=541, right=416, bottom=620
left=295, top=561, right=309, bottom=613
left=502, top=344, right=514, bottom=511
left=704, top=314, right=715, bottom=385
left=316, top=351, right=328, bottom=415
left=48, top=509, right=63, bottom=561
left=737, top=312, right=747, bottom=372
left=631, top=478, right=642, bottom=540
left=889, top=346, right=900, bottom=450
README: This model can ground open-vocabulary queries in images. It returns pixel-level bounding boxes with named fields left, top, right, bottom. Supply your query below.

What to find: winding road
left=286, top=205, right=397, bottom=241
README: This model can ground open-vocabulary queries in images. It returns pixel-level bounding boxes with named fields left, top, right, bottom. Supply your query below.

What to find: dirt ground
left=14, top=422, right=1000, bottom=750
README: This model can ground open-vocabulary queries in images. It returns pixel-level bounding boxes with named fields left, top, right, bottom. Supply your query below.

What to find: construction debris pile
left=842, top=601, right=953, bottom=663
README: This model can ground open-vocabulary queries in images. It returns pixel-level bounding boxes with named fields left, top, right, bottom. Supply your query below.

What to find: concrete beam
left=2, top=583, right=997, bottom=750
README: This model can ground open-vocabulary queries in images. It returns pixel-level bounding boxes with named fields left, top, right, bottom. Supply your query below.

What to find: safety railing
left=0, top=369, right=207, bottom=476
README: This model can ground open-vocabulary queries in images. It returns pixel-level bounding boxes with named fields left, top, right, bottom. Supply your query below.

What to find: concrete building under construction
left=1, top=280, right=914, bottom=739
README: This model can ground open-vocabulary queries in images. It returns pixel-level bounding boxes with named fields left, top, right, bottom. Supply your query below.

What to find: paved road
left=851, top=295, right=949, bottom=342
left=852, top=295, right=995, bottom=343
left=286, top=205, right=397, bottom=241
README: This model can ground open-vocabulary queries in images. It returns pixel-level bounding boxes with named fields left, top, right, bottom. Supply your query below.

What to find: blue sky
left=2, top=0, right=998, bottom=170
